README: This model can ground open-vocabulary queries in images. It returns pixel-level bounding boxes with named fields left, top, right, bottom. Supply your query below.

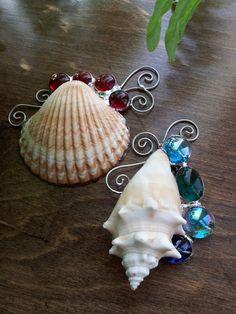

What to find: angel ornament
left=8, top=66, right=160, bottom=184
left=104, top=120, right=215, bottom=290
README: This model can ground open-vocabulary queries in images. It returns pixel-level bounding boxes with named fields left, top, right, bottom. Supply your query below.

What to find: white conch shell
left=103, top=149, right=186, bottom=290
left=20, top=81, right=129, bottom=184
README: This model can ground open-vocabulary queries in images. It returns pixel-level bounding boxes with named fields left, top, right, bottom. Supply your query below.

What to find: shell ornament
left=8, top=66, right=160, bottom=184
left=105, top=120, right=215, bottom=290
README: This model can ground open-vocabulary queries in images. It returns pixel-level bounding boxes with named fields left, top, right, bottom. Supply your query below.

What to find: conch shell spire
left=103, top=149, right=186, bottom=290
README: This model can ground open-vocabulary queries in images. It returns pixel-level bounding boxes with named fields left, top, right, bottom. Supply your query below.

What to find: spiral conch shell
left=19, top=81, right=129, bottom=184
left=103, top=149, right=186, bottom=290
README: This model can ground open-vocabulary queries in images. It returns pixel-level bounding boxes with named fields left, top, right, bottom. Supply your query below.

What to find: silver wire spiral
left=8, top=103, right=42, bottom=127
left=163, top=119, right=199, bottom=142
left=124, top=87, right=155, bottom=113
left=35, top=89, right=51, bottom=103
left=8, top=89, right=51, bottom=127
left=132, top=131, right=160, bottom=156
left=120, top=66, right=160, bottom=114
left=120, top=66, right=160, bottom=91
left=105, top=162, right=145, bottom=194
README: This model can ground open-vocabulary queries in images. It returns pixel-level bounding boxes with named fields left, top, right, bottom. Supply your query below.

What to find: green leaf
left=147, top=0, right=172, bottom=52
left=165, top=0, right=202, bottom=62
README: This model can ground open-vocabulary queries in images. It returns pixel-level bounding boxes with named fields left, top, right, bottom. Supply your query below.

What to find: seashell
left=19, top=81, right=129, bottom=184
left=103, top=149, right=186, bottom=290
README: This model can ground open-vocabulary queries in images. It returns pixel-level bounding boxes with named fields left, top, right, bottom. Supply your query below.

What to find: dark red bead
left=95, top=74, right=116, bottom=92
left=72, top=71, right=93, bottom=85
left=49, top=73, right=70, bottom=91
left=109, top=90, right=130, bottom=111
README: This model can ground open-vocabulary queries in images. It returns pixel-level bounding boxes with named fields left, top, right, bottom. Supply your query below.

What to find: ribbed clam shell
left=103, top=149, right=186, bottom=290
left=20, top=81, right=129, bottom=184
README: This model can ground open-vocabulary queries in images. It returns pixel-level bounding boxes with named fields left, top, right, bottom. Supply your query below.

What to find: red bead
left=72, top=71, right=93, bottom=85
left=49, top=73, right=70, bottom=91
left=95, top=74, right=116, bottom=92
left=109, top=90, right=130, bottom=111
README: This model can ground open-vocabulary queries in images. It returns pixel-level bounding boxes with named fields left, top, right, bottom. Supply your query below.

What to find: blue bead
left=183, top=206, right=215, bottom=239
left=162, top=135, right=191, bottom=165
left=164, top=235, right=192, bottom=264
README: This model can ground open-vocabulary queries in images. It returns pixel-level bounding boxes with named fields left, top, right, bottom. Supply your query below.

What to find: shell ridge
left=63, top=84, right=72, bottom=184
left=52, top=88, right=64, bottom=183
left=79, top=84, right=93, bottom=180
left=55, top=88, right=67, bottom=183
left=84, top=92, right=100, bottom=178
left=20, top=95, right=54, bottom=173
left=63, top=85, right=73, bottom=183
left=76, top=84, right=93, bottom=181
left=103, top=109, right=126, bottom=158
left=97, top=104, right=118, bottom=165
left=70, top=85, right=79, bottom=183
left=72, top=85, right=83, bottom=182
left=89, top=101, right=106, bottom=174
left=65, top=85, right=74, bottom=183
left=45, top=90, right=62, bottom=182
left=39, top=91, right=61, bottom=181
left=105, top=110, right=128, bottom=150
left=86, top=95, right=108, bottom=174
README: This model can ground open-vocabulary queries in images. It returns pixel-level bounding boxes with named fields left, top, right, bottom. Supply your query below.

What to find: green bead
left=176, top=167, right=204, bottom=202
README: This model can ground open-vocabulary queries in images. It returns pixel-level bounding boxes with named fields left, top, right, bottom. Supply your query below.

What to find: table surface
left=0, top=1, right=235, bottom=313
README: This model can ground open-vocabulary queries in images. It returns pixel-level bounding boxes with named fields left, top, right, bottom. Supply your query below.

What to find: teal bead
left=176, top=167, right=204, bottom=202
left=162, top=135, right=191, bottom=165
left=183, top=206, right=215, bottom=238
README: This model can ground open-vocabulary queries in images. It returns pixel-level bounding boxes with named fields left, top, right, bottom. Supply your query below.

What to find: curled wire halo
left=105, top=130, right=161, bottom=194
left=8, top=65, right=160, bottom=127
left=105, top=119, right=200, bottom=194
left=121, top=66, right=160, bottom=114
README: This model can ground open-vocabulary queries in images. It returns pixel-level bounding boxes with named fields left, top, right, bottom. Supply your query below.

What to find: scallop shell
left=20, top=81, right=129, bottom=184
left=103, top=149, right=186, bottom=290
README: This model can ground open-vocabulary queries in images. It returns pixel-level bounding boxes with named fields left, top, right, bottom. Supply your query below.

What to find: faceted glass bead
left=162, top=135, right=191, bottom=165
left=164, top=235, right=192, bottom=264
left=72, top=71, right=92, bottom=85
left=95, top=74, right=116, bottom=92
left=183, top=206, right=215, bottom=239
left=49, top=73, right=70, bottom=91
left=109, top=90, right=130, bottom=111
left=176, top=167, right=204, bottom=202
